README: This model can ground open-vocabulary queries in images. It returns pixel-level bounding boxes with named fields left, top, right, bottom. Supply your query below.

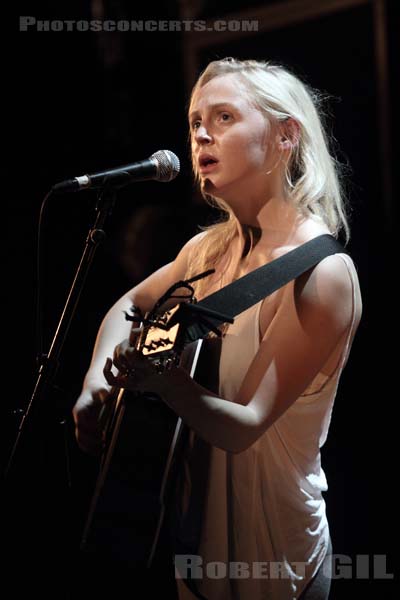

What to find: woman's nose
left=195, top=125, right=212, bottom=144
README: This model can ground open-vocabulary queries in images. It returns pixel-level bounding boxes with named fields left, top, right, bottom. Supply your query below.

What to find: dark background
left=4, top=0, right=397, bottom=598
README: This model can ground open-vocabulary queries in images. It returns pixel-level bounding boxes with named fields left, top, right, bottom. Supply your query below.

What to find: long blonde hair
left=186, top=57, right=350, bottom=296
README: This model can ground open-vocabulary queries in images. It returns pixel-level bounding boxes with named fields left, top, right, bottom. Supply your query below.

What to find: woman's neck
left=234, top=195, right=305, bottom=253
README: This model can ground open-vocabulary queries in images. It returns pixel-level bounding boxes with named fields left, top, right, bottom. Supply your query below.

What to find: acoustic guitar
left=79, top=271, right=233, bottom=569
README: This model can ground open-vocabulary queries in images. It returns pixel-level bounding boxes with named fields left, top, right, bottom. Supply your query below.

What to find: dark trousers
left=299, top=538, right=333, bottom=600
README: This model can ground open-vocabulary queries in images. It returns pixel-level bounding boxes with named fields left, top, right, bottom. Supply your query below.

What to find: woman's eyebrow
left=189, top=102, right=238, bottom=120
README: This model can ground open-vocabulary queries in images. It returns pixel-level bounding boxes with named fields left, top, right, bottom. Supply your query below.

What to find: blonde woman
left=73, top=58, right=362, bottom=599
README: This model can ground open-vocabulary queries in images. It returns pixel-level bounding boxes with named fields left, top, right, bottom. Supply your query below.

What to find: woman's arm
left=73, top=232, right=205, bottom=453
left=106, top=254, right=360, bottom=453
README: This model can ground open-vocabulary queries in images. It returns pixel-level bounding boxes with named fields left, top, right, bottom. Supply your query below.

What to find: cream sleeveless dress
left=175, top=254, right=360, bottom=600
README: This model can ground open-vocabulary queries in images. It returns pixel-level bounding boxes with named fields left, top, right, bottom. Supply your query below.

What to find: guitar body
left=80, top=390, right=179, bottom=565
left=77, top=273, right=230, bottom=593
left=79, top=337, right=218, bottom=569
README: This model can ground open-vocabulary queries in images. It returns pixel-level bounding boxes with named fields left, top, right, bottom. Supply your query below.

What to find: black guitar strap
left=186, top=234, right=346, bottom=339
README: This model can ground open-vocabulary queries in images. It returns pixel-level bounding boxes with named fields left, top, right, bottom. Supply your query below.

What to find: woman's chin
left=201, top=177, right=230, bottom=198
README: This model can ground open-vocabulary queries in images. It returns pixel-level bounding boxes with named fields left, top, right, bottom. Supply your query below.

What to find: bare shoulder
left=172, top=230, right=208, bottom=275
left=294, top=252, right=361, bottom=333
left=130, top=231, right=208, bottom=311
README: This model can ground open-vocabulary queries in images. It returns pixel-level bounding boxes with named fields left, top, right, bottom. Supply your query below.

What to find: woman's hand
left=72, top=385, right=112, bottom=455
left=103, top=338, right=162, bottom=394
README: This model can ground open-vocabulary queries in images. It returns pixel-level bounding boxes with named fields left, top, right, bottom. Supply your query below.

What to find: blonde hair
left=186, top=57, right=350, bottom=296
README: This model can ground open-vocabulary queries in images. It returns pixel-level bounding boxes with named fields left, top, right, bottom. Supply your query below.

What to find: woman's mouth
left=199, top=155, right=219, bottom=174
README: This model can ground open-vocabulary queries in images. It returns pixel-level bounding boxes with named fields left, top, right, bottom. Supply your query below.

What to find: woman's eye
left=220, top=113, right=231, bottom=122
left=191, top=120, right=201, bottom=130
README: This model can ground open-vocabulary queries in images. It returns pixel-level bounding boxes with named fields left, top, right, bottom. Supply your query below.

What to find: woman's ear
left=279, top=138, right=291, bottom=150
left=278, top=117, right=300, bottom=151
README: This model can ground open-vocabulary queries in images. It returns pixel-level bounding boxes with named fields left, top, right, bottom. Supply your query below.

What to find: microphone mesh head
left=151, top=150, right=180, bottom=182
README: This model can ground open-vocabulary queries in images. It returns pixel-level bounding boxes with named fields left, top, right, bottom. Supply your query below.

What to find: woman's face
left=189, top=73, right=279, bottom=202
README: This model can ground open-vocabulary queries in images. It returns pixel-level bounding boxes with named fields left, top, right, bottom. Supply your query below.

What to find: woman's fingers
left=103, top=352, right=157, bottom=392
left=74, top=411, right=104, bottom=455
left=103, top=357, right=121, bottom=386
left=112, top=339, right=147, bottom=373
left=112, top=353, right=130, bottom=374
left=73, top=386, right=114, bottom=455
left=103, top=356, right=134, bottom=387
left=129, top=326, right=143, bottom=346
left=75, top=427, right=103, bottom=456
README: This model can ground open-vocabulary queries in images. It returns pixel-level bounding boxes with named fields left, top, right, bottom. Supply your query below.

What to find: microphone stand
left=5, top=186, right=116, bottom=479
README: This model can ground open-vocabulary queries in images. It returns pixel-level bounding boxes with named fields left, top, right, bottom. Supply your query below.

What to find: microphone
left=52, top=150, right=180, bottom=193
